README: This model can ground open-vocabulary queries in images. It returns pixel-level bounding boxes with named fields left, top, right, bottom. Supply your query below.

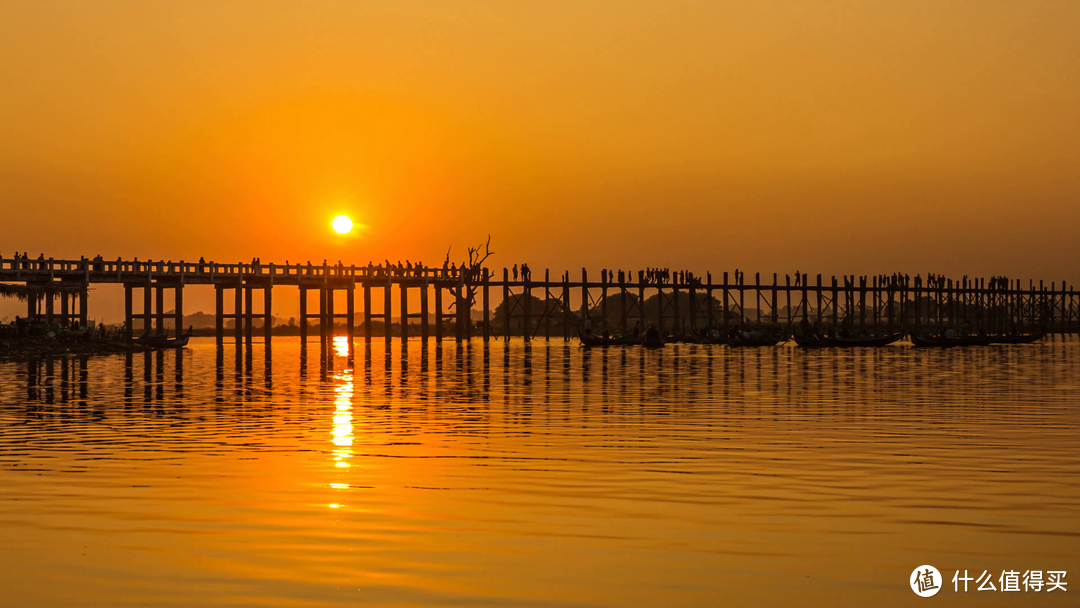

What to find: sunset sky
left=3, top=2, right=1080, bottom=319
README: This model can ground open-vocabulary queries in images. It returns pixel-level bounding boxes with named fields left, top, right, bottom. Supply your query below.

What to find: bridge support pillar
left=434, top=284, right=443, bottom=342
left=233, top=283, right=242, bottom=343
left=346, top=285, right=355, bottom=344
left=244, top=286, right=253, bottom=343
left=263, top=286, right=272, bottom=343
left=215, top=285, right=224, bottom=344
left=79, top=286, right=88, bottom=329
left=384, top=279, right=392, bottom=342
left=363, top=284, right=372, bottom=343
left=299, top=286, right=308, bottom=343
left=400, top=282, right=409, bottom=342
left=421, top=280, right=430, bottom=341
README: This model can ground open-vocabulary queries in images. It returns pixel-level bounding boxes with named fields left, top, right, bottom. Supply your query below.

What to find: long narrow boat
left=910, top=333, right=995, bottom=347
left=728, top=330, right=787, bottom=347
left=991, top=333, right=1044, bottom=344
left=793, top=333, right=823, bottom=348
left=795, top=331, right=904, bottom=348
left=690, top=328, right=727, bottom=345
left=133, top=334, right=190, bottom=348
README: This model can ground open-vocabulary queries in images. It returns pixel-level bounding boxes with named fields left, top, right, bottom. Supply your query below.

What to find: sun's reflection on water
left=330, top=337, right=354, bottom=505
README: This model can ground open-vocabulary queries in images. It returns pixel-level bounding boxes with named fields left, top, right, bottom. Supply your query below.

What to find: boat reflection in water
left=1, top=336, right=1078, bottom=607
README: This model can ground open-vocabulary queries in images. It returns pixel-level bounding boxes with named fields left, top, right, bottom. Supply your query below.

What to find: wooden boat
left=690, top=328, right=727, bottom=345
left=668, top=334, right=704, bottom=344
left=796, top=331, right=904, bottom=348
left=991, top=333, right=1044, bottom=344
left=910, top=333, right=995, bottom=347
left=578, top=331, right=639, bottom=348
left=728, top=329, right=787, bottom=347
left=793, top=332, right=824, bottom=348
left=133, top=332, right=191, bottom=349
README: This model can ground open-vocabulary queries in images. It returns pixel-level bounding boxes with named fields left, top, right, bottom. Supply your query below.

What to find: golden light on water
left=331, top=215, right=353, bottom=234
left=330, top=337, right=354, bottom=508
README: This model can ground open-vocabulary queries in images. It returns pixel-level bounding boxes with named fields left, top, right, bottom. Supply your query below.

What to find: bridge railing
left=0, top=256, right=481, bottom=282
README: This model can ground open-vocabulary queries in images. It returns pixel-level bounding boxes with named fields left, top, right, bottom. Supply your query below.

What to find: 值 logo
left=911, top=565, right=942, bottom=597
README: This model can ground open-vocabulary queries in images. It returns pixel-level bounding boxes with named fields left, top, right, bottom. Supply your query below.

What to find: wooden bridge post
left=244, top=285, right=254, bottom=343
left=78, top=286, right=88, bottom=329
left=816, top=274, right=823, bottom=326
left=544, top=269, right=552, bottom=341
left=916, top=275, right=923, bottom=330
left=155, top=285, right=165, bottom=334
left=214, top=285, right=224, bottom=344
left=935, top=279, right=943, bottom=331
left=500, top=268, right=510, bottom=341
left=563, top=272, right=571, bottom=341
left=858, top=276, right=866, bottom=334
left=60, top=289, right=69, bottom=326
left=581, top=268, right=589, bottom=333
left=1033, top=281, right=1040, bottom=332
left=771, top=273, right=778, bottom=326
left=346, top=284, right=355, bottom=344
left=1064, top=282, right=1070, bottom=335
left=871, top=276, right=879, bottom=333
left=422, top=277, right=432, bottom=341
left=738, top=272, right=745, bottom=329
left=435, top=280, right=444, bottom=342
left=962, top=277, right=970, bottom=330
left=801, top=274, right=809, bottom=324
left=363, top=283, right=373, bottom=343
left=318, top=287, right=326, bottom=341
left=327, top=286, right=337, bottom=339
left=44, top=288, right=54, bottom=324
left=600, top=269, right=608, bottom=335
left=723, top=272, right=730, bottom=330
left=620, top=271, right=629, bottom=336
left=143, top=284, right=153, bottom=337
left=899, top=275, right=907, bottom=331
left=975, top=278, right=983, bottom=332
left=262, top=286, right=272, bottom=343
left=688, top=274, right=697, bottom=331
left=706, top=272, right=714, bottom=328
left=125, top=285, right=134, bottom=341
left=176, top=286, right=184, bottom=339
left=299, top=287, right=308, bottom=343
left=481, top=273, right=489, bottom=342
left=524, top=272, right=532, bottom=342
left=672, top=273, right=680, bottom=334
left=754, top=272, right=761, bottom=328
left=384, top=277, right=393, bottom=342
left=638, top=271, right=646, bottom=332
left=656, top=277, right=664, bottom=332
left=784, top=274, right=791, bottom=328
left=831, top=276, right=839, bottom=333
left=400, top=282, right=409, bottom=342
left=454, top=274, right=464, bottom=342
left=886, top=276, right=895, bottom=332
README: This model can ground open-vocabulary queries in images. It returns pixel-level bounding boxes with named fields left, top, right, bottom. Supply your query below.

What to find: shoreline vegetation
left=0, top=337, right=151, bottom=361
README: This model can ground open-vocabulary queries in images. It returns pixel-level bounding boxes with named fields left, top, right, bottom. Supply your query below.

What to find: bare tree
left=444, top=235, right=494, bottom=315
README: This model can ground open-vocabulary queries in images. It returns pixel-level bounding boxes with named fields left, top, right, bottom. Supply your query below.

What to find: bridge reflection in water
left=2, top=337, right=1078, bottom=607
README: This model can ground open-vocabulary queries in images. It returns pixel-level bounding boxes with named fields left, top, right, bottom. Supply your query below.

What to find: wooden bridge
left=2, top=256, right=1079, bottom=342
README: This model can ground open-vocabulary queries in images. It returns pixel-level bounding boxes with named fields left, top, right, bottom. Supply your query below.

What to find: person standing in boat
left=584, top=316, right=593, bottom=338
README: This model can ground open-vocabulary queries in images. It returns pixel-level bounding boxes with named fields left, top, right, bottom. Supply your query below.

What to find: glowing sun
left=332, top=215, right=353, bottom=234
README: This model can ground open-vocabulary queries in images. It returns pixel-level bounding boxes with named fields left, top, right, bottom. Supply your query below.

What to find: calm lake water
left=1, top=337, right=1078, bottom=606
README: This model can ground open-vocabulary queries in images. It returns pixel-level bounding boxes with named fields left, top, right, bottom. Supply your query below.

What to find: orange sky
left=2, top=1, right=1079, bottom=305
